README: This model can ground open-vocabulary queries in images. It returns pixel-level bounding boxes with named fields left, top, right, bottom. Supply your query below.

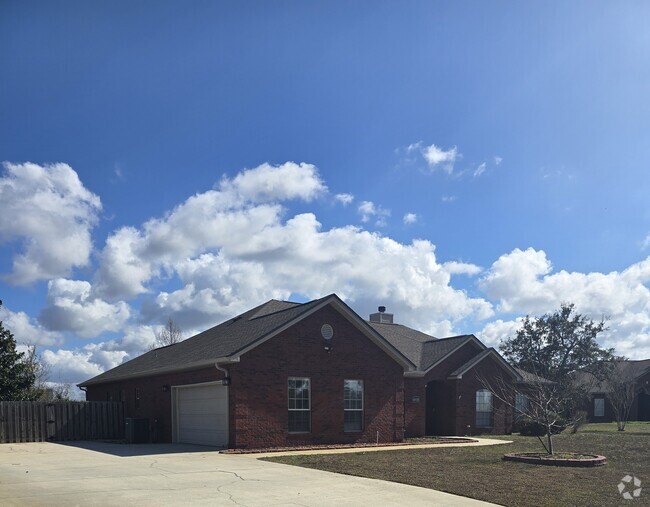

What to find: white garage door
left=174, top=382, right=228, bottom=447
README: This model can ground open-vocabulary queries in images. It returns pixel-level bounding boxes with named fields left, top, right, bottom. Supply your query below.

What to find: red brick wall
left=87, top=304, right=405, bottom=448
left=453, top=358, right=514, bottom=436
left=404, top=343, right=515, bottom=437
left=404, top=378, right=426, bottom=437
left=85, top=366, right=223, bottom=442
left=404, top=341, right=482, bottom=437
left=228, top=305, right=405, bottom=448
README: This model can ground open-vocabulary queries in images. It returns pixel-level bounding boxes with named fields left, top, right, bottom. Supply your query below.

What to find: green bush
left=514, top=419, right=567, bottom=436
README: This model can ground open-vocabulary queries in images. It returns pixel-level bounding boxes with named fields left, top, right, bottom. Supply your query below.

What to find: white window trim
left=344, top=379, right=364, bottom=433
left=476, top=389, right=493, bottom=428
left=288, top=377, right=311, bottom=434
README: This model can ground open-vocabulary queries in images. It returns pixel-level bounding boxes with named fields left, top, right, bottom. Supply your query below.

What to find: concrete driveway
left=0, top=441, right=500, bottom=506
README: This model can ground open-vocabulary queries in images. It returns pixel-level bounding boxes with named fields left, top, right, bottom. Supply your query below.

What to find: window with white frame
left=594, top=398, right=605, bottom=417
left=288, top=378, right=310, bottom=433
left=476, top=389, right=493, bottom=428
left=344, top=380, right=364, bottom=432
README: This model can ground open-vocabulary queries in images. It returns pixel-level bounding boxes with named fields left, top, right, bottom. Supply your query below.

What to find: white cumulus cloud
left=39, top=278, right=131, bottom=338
left=94, top=162, right=324, bottom=299
left=222, top=162, right=326, bottom=203
left=403, top=213, right=417, bottom=225
left=479, top=248, right=650, bottom=358
left=141, top=217, right=492, bottom=336
left=0, top=305, right=63, bottom=346
left=476, top=318, right=524, bottom=349
left=357, top=201, right=390, bottom=226
left=334, top=193, right=354, bottom=206
left=42, top=349, right=104, bottom=384
left=421, top=144, right=459, bottom=174
left=0, top=162, right=101, bottom=284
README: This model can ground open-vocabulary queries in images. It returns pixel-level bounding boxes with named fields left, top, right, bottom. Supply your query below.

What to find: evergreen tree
left=0, top=300, right=36, bottom=400
left=500, top=303, right=612, bottom=381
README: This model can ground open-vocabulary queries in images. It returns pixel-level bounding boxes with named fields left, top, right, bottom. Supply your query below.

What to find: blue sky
left=2, top=2, right=650, bottom=389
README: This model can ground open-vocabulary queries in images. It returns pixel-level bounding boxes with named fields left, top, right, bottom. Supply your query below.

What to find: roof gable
left=447, top=348, right=523, bottom=381
left=575, top=359, right=650, bottom=393
left=80, top=294, right=416, bottom=387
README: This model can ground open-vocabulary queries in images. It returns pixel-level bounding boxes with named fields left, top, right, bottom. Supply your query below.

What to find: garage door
left=174, top=382, right=228, bottom=447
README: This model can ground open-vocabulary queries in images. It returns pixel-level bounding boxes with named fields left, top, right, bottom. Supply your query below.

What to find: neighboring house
left=583, top=359, right=650, bottom=423
left=79, top=294, right=522, bottom=449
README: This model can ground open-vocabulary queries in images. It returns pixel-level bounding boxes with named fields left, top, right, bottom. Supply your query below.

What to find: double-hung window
left=344, top=380, right=364, bottom=432
left=475, top=389, right=493, bottom=428
left=288, top=378, right=311, bottom=433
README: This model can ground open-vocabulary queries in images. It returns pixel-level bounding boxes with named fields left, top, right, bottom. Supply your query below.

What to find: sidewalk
left=229, top=437, right=511, bottom=458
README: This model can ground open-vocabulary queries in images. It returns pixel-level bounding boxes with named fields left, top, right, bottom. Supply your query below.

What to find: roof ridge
left=432, top=334, right=472, bottom=342
left=248, top=299, right=304, bottom=320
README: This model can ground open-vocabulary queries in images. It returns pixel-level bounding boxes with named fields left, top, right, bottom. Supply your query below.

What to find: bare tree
left=22, top=344, right=51, bottom=400
left=150, top=317, right=183, bottom=350
left=478, top=370, right=585, bottom=455
left=490, top=303, right=613, bottom=455
left=604, top=361, right=638, bottom=431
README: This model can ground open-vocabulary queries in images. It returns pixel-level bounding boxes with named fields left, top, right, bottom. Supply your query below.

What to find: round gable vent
left=320, top=324, right=334, bottom=340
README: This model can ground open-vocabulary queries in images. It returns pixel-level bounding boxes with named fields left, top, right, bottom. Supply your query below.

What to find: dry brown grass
left=266, top=424, right=650, bottom=506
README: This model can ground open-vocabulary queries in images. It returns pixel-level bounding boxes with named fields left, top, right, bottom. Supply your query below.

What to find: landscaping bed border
left=503, top=452, right=607, bottom=467
left=221, top=437, right=478, bottom=454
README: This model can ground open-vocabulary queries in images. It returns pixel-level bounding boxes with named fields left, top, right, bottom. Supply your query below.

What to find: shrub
left=515, top=419, right=567, bottom=436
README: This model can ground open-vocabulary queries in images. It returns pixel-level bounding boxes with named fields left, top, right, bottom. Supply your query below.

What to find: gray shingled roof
left=575, top=359, right=650, bottom=393
left=449, top=348, right=523, bottom=380
left=79, top=297, right=325, bottom=387
left=420, top=335, right=476, bottom=371
left=368, top=321, right=477, bottom=371
left=367, top=322, right=437, bottom=367
left=80, top=295, right=503, bottom=387
left=513, top=367, right=553, bottom=385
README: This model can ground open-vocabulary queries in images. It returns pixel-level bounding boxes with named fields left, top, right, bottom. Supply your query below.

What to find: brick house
left=79, top=294, right=522, bottom=448
left=582, top=359, right=650, bottom=423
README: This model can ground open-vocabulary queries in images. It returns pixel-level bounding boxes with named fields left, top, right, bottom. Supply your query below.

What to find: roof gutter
left=79, top=356, right=241, bottom=388
left=215, top=356, right=240, bottom=385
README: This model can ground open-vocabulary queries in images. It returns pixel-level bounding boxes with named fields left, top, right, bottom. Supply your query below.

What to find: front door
left=425, top=381, right=450, bottom=435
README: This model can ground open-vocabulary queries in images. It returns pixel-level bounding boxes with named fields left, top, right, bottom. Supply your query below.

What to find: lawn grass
left=265, top=424, right=650, bottom=506
left=580, top=421, right=650, bottom=435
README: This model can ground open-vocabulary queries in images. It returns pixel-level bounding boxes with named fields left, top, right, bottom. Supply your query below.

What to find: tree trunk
left=546, top=428, right=554, bottom=455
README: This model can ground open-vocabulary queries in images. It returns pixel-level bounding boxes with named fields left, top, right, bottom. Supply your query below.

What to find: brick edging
left=222, top=437, right=478, bottom=454
left=503, top=453, right=607, bottom=467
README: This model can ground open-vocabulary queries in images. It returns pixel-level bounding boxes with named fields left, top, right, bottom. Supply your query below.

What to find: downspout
left=215, top=357, right=239, bottom=385
left=215, top=362, right=230, bottom=384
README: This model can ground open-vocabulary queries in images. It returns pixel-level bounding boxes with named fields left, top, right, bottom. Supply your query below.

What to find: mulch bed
left=221, top=437, right=477, bottom=454
left=503, top=452, right=607, bottom=467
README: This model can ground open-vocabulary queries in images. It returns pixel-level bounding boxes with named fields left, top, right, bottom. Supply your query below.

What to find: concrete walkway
left=0, top=440, right=505, bottom=506
left=237, top=437, right=511, bottom=457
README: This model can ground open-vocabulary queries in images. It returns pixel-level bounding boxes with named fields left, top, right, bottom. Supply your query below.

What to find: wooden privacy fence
left=0, top=401, right=125, bottom=443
